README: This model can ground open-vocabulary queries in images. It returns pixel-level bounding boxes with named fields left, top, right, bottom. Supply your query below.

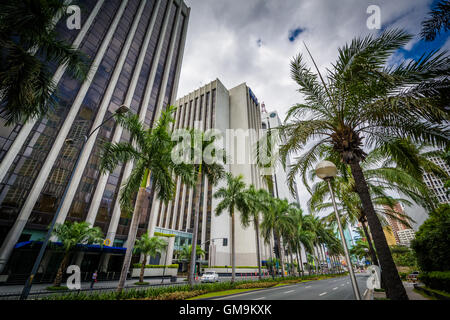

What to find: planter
left=131, top=268, right=177, bottom=278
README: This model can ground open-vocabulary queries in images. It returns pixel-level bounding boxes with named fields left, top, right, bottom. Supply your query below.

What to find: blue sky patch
left=288, top=27, right=304, bottom=42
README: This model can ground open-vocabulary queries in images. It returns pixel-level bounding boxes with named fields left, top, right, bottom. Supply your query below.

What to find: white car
left=201, top=271, right=219, bottom=283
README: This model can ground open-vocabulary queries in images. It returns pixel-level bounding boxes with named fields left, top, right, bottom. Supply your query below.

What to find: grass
left=413, top=288, right=436, bottom=300
left=134, top=282, right=149, bottom=286
left=186, top=288, right=263, bottom=300
left=417, top=286, right=450, bottom=299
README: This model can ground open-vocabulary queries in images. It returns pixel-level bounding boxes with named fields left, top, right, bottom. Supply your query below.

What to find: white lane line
left=319, top=292, right=327, bottom=296
left=341, top=284, right=345, bottom=286
left=284, top=290, right=295, bottom=294
left=305, top=286, right=312, bottom=288
left=253, top=297, right=265, bottom=300
left=364, top=289, right=368, bottom=297
left=333, top=287, right=338, bottom=290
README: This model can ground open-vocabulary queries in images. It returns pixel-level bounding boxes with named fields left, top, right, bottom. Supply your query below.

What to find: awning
left=14, top=241, right=127, bottom=253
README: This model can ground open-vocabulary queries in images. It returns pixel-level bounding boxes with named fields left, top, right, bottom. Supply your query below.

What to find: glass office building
left=0, top=0, right=190, bottom=281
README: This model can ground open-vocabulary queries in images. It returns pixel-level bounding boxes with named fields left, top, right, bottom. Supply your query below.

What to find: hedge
left=133, top=264, right=179, bottom=269
left=154, top=232, right=175, bottom=238
left=419, top=271, right=450, bottom=293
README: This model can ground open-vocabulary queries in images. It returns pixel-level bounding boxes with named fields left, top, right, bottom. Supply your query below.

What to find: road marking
left=319, top=292, right=327, bottom=296
left=333, top=287, right=338, bottom=290
left=305, top=286, right=311, bottom=288
left=341, top=284, right=345, bottom=286
left=347, top=282, right=350, bottom=284
left=363, top=289, right=368, bottom=297
left=284, top=290, right=295, bottom=294
left=253, top=297, right=265, bottom=300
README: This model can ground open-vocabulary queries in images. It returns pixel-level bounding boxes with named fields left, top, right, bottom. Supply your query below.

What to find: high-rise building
left=383, top=203, right=410, bottom=245
left=396, top=229, right=415, bottom=247
left=422, top=153, right=450, bottom=204
left=0, top=0, right=190, bottom=279
left=148, top=79, right=274, bottom=267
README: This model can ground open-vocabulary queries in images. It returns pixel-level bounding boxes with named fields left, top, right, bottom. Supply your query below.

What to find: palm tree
left=0, top=0, right=88, bottom=125
left=278, top=29, right=449, bottom=299
left=214, top=173, right=249, bottom=283
left=260, top=198, right=294, bottom=278
left=185, top=129, right=225, bottom=286
left=100, top=106, right=195, bottom=293
left=175, top=244, right=205, bottom=279
left=420, top=0, right=450, bottom=41
left=241, top=186, right=271, bottom=280
left=133, top=234, right=167, bottom=283
left=51, top=221, right=103, bottom=287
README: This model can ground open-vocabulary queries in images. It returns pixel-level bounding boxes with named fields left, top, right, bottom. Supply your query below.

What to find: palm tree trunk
left=231, top=206, right=236, bottom=283
left=53, top=251, right=71, bottom=287
left=276, top=233, right=285, bottom=277
left=139, top=254, right=146, bottom=283
left=116, top=185, right=147, bottom=293
left=350, top=161, right=408, bottom=300
left=360, top=218, right=379, bottom=266
left=189, top=167, right=203, bottom=286
left=254, top=217, right=262, bottom=280
left=320, top=244, right=327, bottom=274
left=297, top=247, right=304, bottom=277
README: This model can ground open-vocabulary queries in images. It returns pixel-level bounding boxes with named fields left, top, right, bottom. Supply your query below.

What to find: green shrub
left=398, top=272, right=408, bottom=281
left=132, top=264, right=179, bottom=269
left=419, top=271, right=450, bottom=293
left=154, top=232, right=175, bottom=238
left=411, top=204, right=450, bottom=272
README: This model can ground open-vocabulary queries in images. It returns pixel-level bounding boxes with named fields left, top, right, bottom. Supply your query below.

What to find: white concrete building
left=396, top=229, right=416, bottom=247
left=150, top=79, right=275, bottom=267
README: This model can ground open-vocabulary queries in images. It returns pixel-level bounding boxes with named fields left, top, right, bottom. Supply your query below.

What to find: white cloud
left=177, top=0, right=438, bottom=211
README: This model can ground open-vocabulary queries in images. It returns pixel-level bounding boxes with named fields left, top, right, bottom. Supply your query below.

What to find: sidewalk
left=403, top=281, right=429, bottom=300
left=0, top=277, right=188, bottom=296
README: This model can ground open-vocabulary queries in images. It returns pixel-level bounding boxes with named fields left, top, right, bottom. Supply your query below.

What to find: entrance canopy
left=14, top=241, right=127, bottom=254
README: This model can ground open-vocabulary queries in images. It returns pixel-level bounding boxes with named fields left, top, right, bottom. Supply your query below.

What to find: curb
left=363, top=288, right=374, bottom=300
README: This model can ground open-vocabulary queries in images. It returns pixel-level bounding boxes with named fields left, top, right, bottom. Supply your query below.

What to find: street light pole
left=315, top=160, right=361, bottom=301
left=19, top=106, right=129, bottom=300
left=326, top=178, right=361, bottom=300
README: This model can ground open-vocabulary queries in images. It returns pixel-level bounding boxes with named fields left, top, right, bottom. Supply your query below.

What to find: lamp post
left=315, top=160, right=361, bottom=300
left=20, top=105, right=129, bottom=300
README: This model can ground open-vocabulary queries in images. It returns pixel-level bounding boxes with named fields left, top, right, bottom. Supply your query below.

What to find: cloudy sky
left=176, top=0, right=450, bottom=213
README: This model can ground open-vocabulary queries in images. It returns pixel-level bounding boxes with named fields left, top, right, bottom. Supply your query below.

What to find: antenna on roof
left=261, top=102, right=267, bottom=113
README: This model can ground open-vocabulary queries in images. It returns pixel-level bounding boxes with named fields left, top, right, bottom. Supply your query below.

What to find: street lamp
left=20, top=105, right=129, bottom=300
left=315, top=160, right=361, bottom=300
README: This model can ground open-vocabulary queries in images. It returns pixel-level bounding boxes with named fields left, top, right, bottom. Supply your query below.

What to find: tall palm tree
left=100, top=106, right=195, bottom=293
left=240, top=186, right=271, bottom=280
left=51, top=221, right=103, bottom=287
left=133, top=234, right=167, bottom=283
left=175, top=244, right=205, bottom=280
left=0, top=0, right=89, bottom=125
left=278, top=29, right=449, bottom=299
left=420, top=0, right=450, bottom=41
left=185, top=129, right=225, bottom=286
left=214, top=173, right=249, bottom=283
left=260, top=198, right=294, bottom=278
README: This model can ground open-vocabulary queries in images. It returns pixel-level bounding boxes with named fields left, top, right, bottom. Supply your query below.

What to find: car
left=407, top=271, right=420, bottom=282
left=200, top=271, right=219, bottom=283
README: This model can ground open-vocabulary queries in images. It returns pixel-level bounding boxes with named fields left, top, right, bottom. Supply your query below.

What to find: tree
left=183, top=129, right=225, bottom=286
left=0, top=0, right=88, bottom=125
left=51, top=221, right=103, bottom=287
left=133, top=234, right=167, bottom=283
left=260, top=198, right=294, bottom=278
left=420, top=0, right=450, bottom=41
left=214, top=173, right=249, bottom=283
left=100, top=106, right=195, bottom=293
left=278, top=29, right=449, bottom=299
left=241, top=186, right=271, bottom=279
left=411, top=204, right=450, bottom=272
left=175, top=244, right=205, bottom=279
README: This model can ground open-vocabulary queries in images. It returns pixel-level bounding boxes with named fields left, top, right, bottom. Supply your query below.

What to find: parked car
left=407, top=271, right=420, bottom=282
left=200, top=271, right=219, bottom=283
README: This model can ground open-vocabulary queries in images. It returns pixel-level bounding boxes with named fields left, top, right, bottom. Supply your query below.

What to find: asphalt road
left=210, top=274, right=370, bottom=300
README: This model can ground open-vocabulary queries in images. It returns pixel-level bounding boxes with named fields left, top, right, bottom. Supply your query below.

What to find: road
left=210, top=274, right=369, bottom=300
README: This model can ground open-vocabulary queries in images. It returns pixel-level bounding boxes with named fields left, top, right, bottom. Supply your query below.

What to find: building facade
left=147, top=79, right=276, bottom=268
left=0, top=0, right=190, bottom=279
left=383, top=203, right=411, bottom=245
left=396, top=229, right=415, bottom=247
left=422, top=153, right=450, bottom=204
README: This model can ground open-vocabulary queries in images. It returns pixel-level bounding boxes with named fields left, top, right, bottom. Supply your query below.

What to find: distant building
left=383, top=203, right=411, bottom=245
left=383, top=226, right=397, bottom=246
left=396, top=229, right=415, bottom=247
left=422, top=154, right=450, bottom=204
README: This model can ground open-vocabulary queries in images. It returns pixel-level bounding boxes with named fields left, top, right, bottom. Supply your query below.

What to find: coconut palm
left=51, top=221, right=103, bottom=287
left=260, top=198, right=294, bottom=278
left=183, top=129, right=226, bottom=286
left=99, top=106, right=195, bottom=292
left=278, top=29, right=449, bottom=299
left=175, top=244, right=205, bottom=279
left=133, top=234, right=167, bottom=283
left=240, top=186, right=271, bottom=279
left=213, top=173, right=249, bottom=283
left=0, top=0, right=89, bottom=125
